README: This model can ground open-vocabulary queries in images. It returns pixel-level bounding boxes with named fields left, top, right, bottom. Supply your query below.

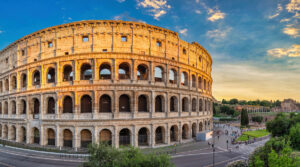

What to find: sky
left=0, top=0, right=299, bottom=101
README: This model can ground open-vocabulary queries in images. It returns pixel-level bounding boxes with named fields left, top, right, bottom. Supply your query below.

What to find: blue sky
left=0, top=0, right=299, bottom=101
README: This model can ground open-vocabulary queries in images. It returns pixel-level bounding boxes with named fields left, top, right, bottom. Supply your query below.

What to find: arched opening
left=155, top=126, right=165, bottom=144
left=191, top=75, right=196, bottom=88
left=99, top=95, right=111, bottom=113
left=47, top=97, right=55, bottom=114
left=170, top=125, right=178, bottom=142
left=63, top=129, right=73, bottom=147
left=199, top=99, right=203, bottom=112
left=182, top=124, right=189, bottom=140
left=137, top=64, right=148, bottom=80
left=47, top=129, right=55, bottom=146
left=138, top=95, right=148, bottom=112
left=199, top=122, right=203, bottom=132
left=169, top=69, right=177, bottom=84
left=21, top=73, right=27, bottom=88
left=99, top=63, right=111, bottom=79
left=0, top=103, right=2, bottom=114
left=21, top=100, right=26, bottom=114
left=198, top=77, right=202, bottom=89
left=182, top=97, right=189, bottom=112
left=118, top=63, right=130, bottom=80
left=33, top=98, right=40, bottom=115
left=181, top=72, right=188, bottom=86
left=63, top=96, right=73, bottom=113
left=47, top=68, right=56, bottom=83
left=11, top=100, right=16, bottom=114
left=204, top=79, right=207, bottom=90
left=0, top=125, right=2, bottom=138
left=33, top=70, right=40, bottom=86
left=154, top=66, right=163, bottom=82
left=0, top=81, right=2, bottom=92
left=20, top=127, right=26, bottom=143
left=81, top=95, right=92, bottom=113
left=3, top=125, right=8, bottom=139
left=5, top=79, right=9, bottom=91
left=155, top=95, right=164, bottom=112
left=80, top=129, right=92, bottom=148
left=192, top=98, right=196, bottom=112
left=192, top=123, right=197, bottom=138
left=99, top=129, right=112, bottom=145
left=170, top=96, right=177, bottom=112
left=80, top=64, right=92, bottom=80
left=10, top=126, right=16, bottom=141
left=4, top=101, right=8, bottom=114
left=138, top=127, right=149, bottom=146
left=119, top=94, right=130, bottom=112
left=33, top=128, right=40, bottom=144
left=204, top=100, right=207, bottom=111
left=63, top=65, right=73, bottom=81
left=11, top=76, right=17, bottom=89
left=205, top=121, right=207, bottom=130
left=119, top=128, right=131, bottom=146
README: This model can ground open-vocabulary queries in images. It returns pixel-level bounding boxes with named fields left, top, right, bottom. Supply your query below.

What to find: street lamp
left=226, top=140, right=229, bottom=150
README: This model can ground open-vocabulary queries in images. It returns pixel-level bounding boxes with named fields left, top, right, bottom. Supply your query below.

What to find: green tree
left=252, top=116, right=263, bottom=124
left=84, top=143, right=174, bottom=167
left=222, top=99, right=228, bottom=104
left=266, top=114, right=290, bottom=137
left=268, top=145, right=299, bottom=167
left=240, top=109, right=249, bottom=126
left=229, top=98, right=239, bottom=104
left=290, top=123, right=300, bottom=150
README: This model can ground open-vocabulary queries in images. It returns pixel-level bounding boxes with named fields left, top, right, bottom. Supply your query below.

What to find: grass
left=236, top=129, right=270, bottom=141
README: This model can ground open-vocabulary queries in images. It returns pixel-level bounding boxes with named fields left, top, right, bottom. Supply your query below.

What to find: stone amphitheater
left=0, top=20, right=213, bottom=149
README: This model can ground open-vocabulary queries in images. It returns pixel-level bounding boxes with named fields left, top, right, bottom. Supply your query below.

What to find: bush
left=226, top=160, right=248, bottom=167
left=266, top=113, right=290, bottom=137
left=290, top=123, right=300, bottom=150
left=84, top=143, right=174, bottom=167
left=251, top=116, right=263, bottom=124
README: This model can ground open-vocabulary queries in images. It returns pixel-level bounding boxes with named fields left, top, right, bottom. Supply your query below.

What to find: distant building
left=280, top=99, right=300, bottom=112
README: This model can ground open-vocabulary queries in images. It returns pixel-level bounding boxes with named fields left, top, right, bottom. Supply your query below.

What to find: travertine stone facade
left=0, top=20, right=213, bottom=149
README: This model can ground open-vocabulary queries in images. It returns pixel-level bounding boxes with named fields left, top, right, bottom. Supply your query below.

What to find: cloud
left=207, top=11, right=226, bottom=22
left=117, top=0, right=126, bottom=2
left=195, top=9, right=201, bottom=14
left=137, top=0, right=171, bottom=20
left=282, top=26, right=299, bottom=38
left=179, top=28, right=188, bottom=36
left=268, top=4, right=283, bottom=19
left=267, top=44, right=300, bottom=58
left=280, top=18, right=291, bottom=22
left=0, top=30, right=3, bottom=34
left=286, top=0, right=300, bottom=13
left=206, top=27, right=231, bottom=41
left=113, top=12, right=146, bottom=23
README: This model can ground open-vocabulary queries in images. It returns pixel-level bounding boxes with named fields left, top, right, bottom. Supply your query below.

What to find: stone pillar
left=179, top=122, right=182, bottom=143
left=133, top=125, right=138, bottom=147
left=113, top=90, right=118, bottom=118
left=40, top=94, right=44, bottom=119
left=132, top=91, right=137, bottom=118
left=114, top=126, right=119, bottom=148
left=112, top=59, right=116, bottom=82
left=178, top=94, right=181, bottom=117
left=74, top=127, right=79, bottom=149
left=94, top=126, right=99, bottom=144
left=40, top=125, right=45, bottom=146
left=177, top=67, right=181, bottom=88
left=26, top=123, right=30, bottom=144
left=165, top=64, right=168, bottom=87
left=149, top=61, right=153, bottom=84
left=56, top=125, right=60, bottom=147
left=131, top=59, right=135, bottom=82
left=165, top=92, right=169, bottom=117
left=150, top=124, right=155, bottom=147
left=150, top=91, right=154, bottom=118
left=166, top=123, right=170, bottom=145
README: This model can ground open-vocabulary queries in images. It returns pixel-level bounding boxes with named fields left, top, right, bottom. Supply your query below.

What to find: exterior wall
left=0, top=20, right=213, bottom=149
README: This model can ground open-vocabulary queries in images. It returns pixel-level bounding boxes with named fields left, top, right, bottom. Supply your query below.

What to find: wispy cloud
left=267, top=44, right=300, bottom=58
left=113, top=12, right=146, bottom=23
left=282, top=26, right=299, bottom=38
left=286, top=0, right=300, bottom=13
left=136, top=0, right=171, bottom=20
left=117, top=0, right=126, bottom=2
left=206, top=27, right=231, bottom=41
left=0, top=30, right=3, bottom=34
left=268, top=4, right=283, bottom=19
left=195, top=9, right=201, bottom=14
left=207, top=10, right=226, bottom=22
left=179, top=28, right=188, bottom=36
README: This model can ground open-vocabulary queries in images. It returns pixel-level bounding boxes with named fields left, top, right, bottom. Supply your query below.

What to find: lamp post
left=226, top=139, right=229, bottom=150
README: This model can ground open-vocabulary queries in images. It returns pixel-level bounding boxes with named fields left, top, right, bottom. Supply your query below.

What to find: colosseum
left=0, top=20, right=213, bottom=149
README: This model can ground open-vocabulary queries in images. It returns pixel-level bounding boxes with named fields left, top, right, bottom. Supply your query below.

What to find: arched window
left=21, top=74, right=27, bottom=88
left=170, top=125, right=178, bottom=142
left=21, top=99, right=26, bottom=114
left=119, top=63, right=130, bottom=79
left=47, top=97, right=55, bottom=114
left=182, top=124, right=189, bottom=139
left=80, top=64, right=92, bottom=80
left=199, top=99, right=203, bottom=111
left=11, top=76, right=17, bottom=89
left=198, top=77, right=202, bottom=89
left=81, top=95, right=92, bottom=113
left=3, top=125, right=8, bottom=139
left=0, top=81, right=2, bottom=92
left=63, top=129, right=73, bottom=147
left=99, top=129, right=112, bottom=145
left=170, top=96, right=177, bottom=112
left=63, top=96, right=73, bottom=113
left=99, top=95, right=111, bottom=112
left=119, top=94, right=130, bottom=112
left=192, top=98, right=196, bottom=112
left=138, top=127, right=149, bottom=146
left=47, top=129, right=55, bottom=146
left=138, top=95, right=148, bottom=112
left=33, top=70, right=40, bottom=86
left=0, top=103, right=2, bottom=114
left=119, top=128, right=131, bottom=146
left=192, top=123, right=197, bottom=138
left=155, top=96, right=163, bottom=112
left=47, top=68, right=56, bottom=83
left=154, top=66, right=163, bottom=82
left=4, top=101, right=8, bottom=114
left=80, top=129, right=92, bottom=148
left=169, top=69, right=177, bottom=84
left=11, top=126, right=16, bottom=140
left=155, top=126, right=165, bottom=144
left=21, top=127, right=26, bottom=142
left=11, top=100, right=16, bottom=114
left=63, top=65, right=73, bottom=81
left=33, top=128, right=40, bottom=144
left=204, top=79, right=207, bottom=90
left=33, top=98, right=40, bottom=115
left=191, top=75, right=196, bottom=88
left=5, top=79, right=9, bottom=91
left=99, top=63, right=111, bottom=79
left=182, top=97, right=189, bottom=112
left=137, top=64, right=148, bottom=80
left=181, top=72, right=188, bottom=86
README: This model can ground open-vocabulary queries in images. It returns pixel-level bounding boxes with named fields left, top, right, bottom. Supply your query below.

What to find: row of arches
left=0, top=94, right=212, bottom=115
left=0, top=121, right=212, bottom=148
left=0, top=62, right=211, bottom=92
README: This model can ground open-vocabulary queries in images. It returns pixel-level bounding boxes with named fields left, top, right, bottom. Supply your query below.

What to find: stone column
left=112, top=59, right=116, bottom=83
left=149, top=61, right=153, bottom=84
left=150, top=91, right=154, bottom=118
left=177, top=67, right=181, bottom=88
left=131, top=59, right=135, bottom=82
left=40, top=125, right=45, bottom=146
left=114, top=126, right=119, bottom=148
left=56, top=125, right=60, bottom=147
left=74, top=127, right=79, bottom=149
left=133, top=125, right=137, bottom=147
left=179, top=122, right=182, bottom=143
left=26, top=123, right=30, bottom=144
left=165, top=92, right=169, bottom=117
left=166, top=123, right=170, bottom=145
left=40, top=94, right=44, bottom=119
left=178, top=94, right=181, bottom=117
left=150, top=124, right=155, bottom=147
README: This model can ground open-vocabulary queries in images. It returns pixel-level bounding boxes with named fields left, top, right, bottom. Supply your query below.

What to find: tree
left=229, top=98, right=239, bottom=104
left=84, top=143, right=174, bottom=167
left=290, top=123, right=300, bottom=150
left=266, top=114, right=290, bottom=137
left=240, top=109, right=249, bottom=126
left=252, top=116, right=263, bottom=124
left=222, top=99, right=228, bottom=104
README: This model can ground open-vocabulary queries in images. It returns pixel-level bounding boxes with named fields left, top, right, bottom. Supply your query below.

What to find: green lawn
left=236, top=129, right=270, bottom=141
